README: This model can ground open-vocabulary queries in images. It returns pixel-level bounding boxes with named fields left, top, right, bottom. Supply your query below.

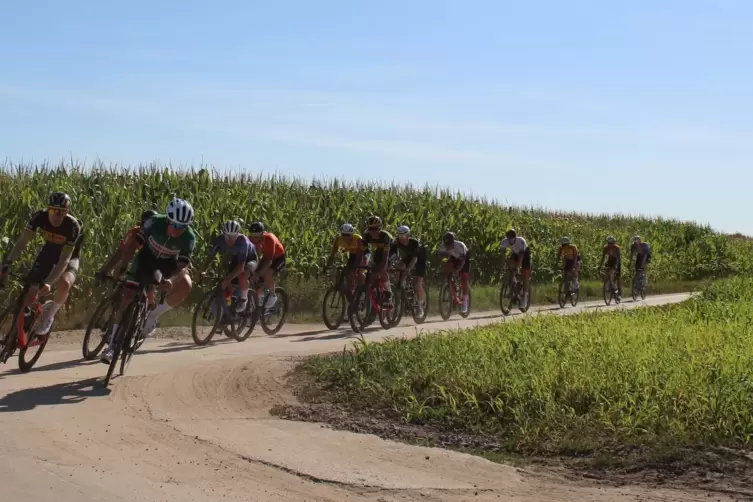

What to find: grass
left=298, top=276, right=753, bottom=458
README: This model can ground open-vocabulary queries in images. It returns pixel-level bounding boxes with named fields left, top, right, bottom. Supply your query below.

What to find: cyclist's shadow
left=0, top=377, right=109, bottom=412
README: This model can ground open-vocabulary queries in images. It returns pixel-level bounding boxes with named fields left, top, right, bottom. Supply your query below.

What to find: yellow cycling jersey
left=334, top=234, right=364, bottom=254
left=558, top=244, right=579, bottom=261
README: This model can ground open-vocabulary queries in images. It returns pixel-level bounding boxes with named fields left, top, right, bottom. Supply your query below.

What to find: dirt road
left=1, top=292, right=731, bottom=501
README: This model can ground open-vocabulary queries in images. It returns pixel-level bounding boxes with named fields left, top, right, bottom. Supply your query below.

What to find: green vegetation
left=302, top=277, right=753, bottom=455
left=0, top=160, right=750, bottom=325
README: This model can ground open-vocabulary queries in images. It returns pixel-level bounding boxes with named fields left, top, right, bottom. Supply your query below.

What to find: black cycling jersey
left=26, top=210, right=83, bottom=259
left=390, top=237, right=424, bottom=259
left=361, top=230, right=393, bottom=251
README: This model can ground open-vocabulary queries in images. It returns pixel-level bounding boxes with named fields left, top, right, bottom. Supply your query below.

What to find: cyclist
left=556, top=237, right=581, bottom=290
left=0, top=192, right=84, bottom=337
left=437, top=231, right=470, bottom=314
left=600, top=235, right=622, bottom=299
left=500, top=229, right=531, bottom=305
left=97, top=198, right=197, bottom=363
left=99, top=209, right=158, bottom=281
left=630, top=234, right=652, bottom=285
left=389, top=225, right=427, bottom=317
left=361, top=216, right=393, bottom=304
left=248, top=222, right=286, bottom=312
left=198, top=220, right=258, bottom=312
left=326, top=223, right=369, bottom=295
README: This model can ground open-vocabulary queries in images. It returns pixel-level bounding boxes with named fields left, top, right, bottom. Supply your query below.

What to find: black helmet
left=140, top=209, right=157, bottom=226
left=48, top=192, right=71, bottom=210
left=248, top=221, right=265, bottom=234
left=505, top=228, right=517, bottom=239
left=366, top=215, right=382, bottom=228
left=442, top=231, right=456, bottom=244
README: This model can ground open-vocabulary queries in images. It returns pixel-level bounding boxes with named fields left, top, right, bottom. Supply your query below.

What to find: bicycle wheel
left=348, top=285, right=370, bottom=333
left=632, top=275, right=639, bottom=302
left=82, top=293, right=117, bottom=360
left=557, top=282, right=567, bottom=308
left=640, top=273, right=647, bottom=300
left=519, top=281, right=531, bottom=313
left=460, top=288, right=471, bottom=318
left=499, top=279, right=513, bottom=316
left=389, top=286, right=405, bottom=327
left=191, top=289, right=223, bottom=346
left=0, top=305, right=17, bottom=364
left=603, top=278, right=613, bottom=306
left=119, top=302, right=144, bottom=377
left=18, top=302, right=51, bottom=373
left=570, top=282, right=580, bottom=307
left=412, top=283, right=428, bottom=324
left=261, top=287, right=288, bottom=335
left=439, top=281, right=452, bottom=320
left=322, top=286, right=346, bottom=330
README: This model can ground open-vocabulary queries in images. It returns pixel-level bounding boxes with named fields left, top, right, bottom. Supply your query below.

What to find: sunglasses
left=170, top=222, right=188, bottom=230
left=47, top=207, right=68, bottom=217
left=367, top=226, right=381, bottom=231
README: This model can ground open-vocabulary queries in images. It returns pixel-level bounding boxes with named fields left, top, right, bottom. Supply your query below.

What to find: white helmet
left=340, top=223, right=355, bottom=236
left=222, top=220, right=242, bottom=236
left=166, top=197, right=194, bottom=226
left=397, top=225, right=410, bottom=236
left=560, top=236, right=570, bottom=245
left=606, top=235, right=617, bottom=244
left=633, top=235, right=641, bottom=243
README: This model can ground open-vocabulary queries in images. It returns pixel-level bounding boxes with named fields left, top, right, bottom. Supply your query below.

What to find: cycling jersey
left=603, top=244, right=621, bottom=257
left=438, top=240, right=468, bottom=259
left=136, top=215, right=196, bottom=264
left=631, top=242, right=651, bottom=257
left=26, top=210, right=82, bottom=255
left=257, top=232, right=285, bottom=259
left=210, top=234, right=257, bottom=263
left=362, top=230, right=393, bottom=250
left=390, top=237, right=424, bottom=259
left=558, top=244, right=579, bottom=261
left=333, top=234, right=364, bottom=255
left=500, top=236, right=528, bottom=255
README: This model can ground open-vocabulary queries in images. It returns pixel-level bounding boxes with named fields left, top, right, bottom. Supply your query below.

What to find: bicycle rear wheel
left=18, top=303, right=50, bottom=373
left=0, top=306, right=17, bottom=364
left=603, top=279, right=613, bottom=305
left=389, top=286, right=404, bottom=327
left=260, top=287, right=288, bottom=335
left=558, top=282, right=567, bottom=308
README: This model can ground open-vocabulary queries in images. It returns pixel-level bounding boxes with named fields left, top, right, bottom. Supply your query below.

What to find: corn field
left=1, top=160, right=751, bottom=313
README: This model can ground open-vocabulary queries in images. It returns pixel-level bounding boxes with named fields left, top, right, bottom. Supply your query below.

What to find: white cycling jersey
left=500, top=236, right=528, bottom=255
left=438, top=240, right=468, bottom=259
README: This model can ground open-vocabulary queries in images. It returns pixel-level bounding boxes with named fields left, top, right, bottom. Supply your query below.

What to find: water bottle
left=23, top=307, right=33, bottom=331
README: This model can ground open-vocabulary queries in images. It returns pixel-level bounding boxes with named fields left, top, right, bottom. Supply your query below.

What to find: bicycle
left=390, top=267, right=429, bottom=326
left=558, top=269, right=580, bottom=308
left=348, top=265, right=394, bottom=333
left=438, top=270, right=471, bottom=320
left=102, top=271, right=163, bottom=387
left=0, top=272, right=54, bottom=373
left=321, top=265, right=356, bottom=330
left=252, top=277, right=289, bottom=335
left=191, top=273, right=255, bottom=346
left=602, top=266, right=621, bottom=306
left=499, top=267, right=531, bottom=316
left=82, top=279, right=125, bottom=360
left=632, top=267, right=647, bottom=301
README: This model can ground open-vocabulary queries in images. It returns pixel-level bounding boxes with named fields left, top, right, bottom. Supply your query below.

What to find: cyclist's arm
left=225, top=242, right=250, bottom=281
left=3, top=228, right=34, bottom=264
left=46, top=245, right=75, bottom=286
left=327, top=238, right=340, bottom=264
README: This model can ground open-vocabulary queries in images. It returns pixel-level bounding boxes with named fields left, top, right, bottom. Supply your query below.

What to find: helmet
left=140, top=209, right=157, bottom=226
left=366, top=215, right=382, bottom=228
left=560, top=237, right=570, bottom=245
left=248, top=221, right=265, bottom=234
left=505, top=228, right=517, bottom=239
left=48, top=192, right=71, bottom=210
left=606, top=235, right=616, bottom=244
left=166, top=197, right=194, bottom=225
left=633, top=235, right=641, bottom=243
left=442, top=231, right=455, bottom=244
left=222, top=220, right=242, bottom=236
left=397, top=225, right=410, bottom=236
left=340, top=223, right=355, bottom=236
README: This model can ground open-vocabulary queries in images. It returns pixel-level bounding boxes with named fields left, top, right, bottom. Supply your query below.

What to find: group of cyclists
left=0, top=191, right=655, bottom=362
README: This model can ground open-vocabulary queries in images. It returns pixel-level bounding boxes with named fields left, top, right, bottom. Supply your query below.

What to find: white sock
left=151, top=301, right=172, bottom=319
left=108, top=324, right=119, bottom=345
left=463, top=294, right=469, bottom=308
left=264, top=293, right=277, bottom=308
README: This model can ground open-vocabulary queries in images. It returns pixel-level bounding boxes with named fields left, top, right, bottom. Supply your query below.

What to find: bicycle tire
left=460, top=288, right=471, bottom=318
left=191, top=289, right=222, bottom=346
left=119, top=301, right=143, bottom=377
left=389, top=285, right=405, bottom=327
left=260, top=287, right=288, bottom=336
left=500, top=278, right=513, bottom=316
left=558, top=282, right=567, bottom=309
left=519, top=281, right=531, bottom=313
left=18, top=303, right=49, bottom=373
left=348, top=285, right=369, bottom=333
left=570, top=284, right=580, bottom=307
left=603, top=279, right=613, bottom=306
left=411, top=283, right=428, bottom=324
left=0, top=306, right=17, bottom=364
left=322, top=286, right=346, bottom=330
left=82, top=293, right=117, bottom=360
left=439, top=282, right=452, bottom=320
left=103, top=301, right=137, bottom=387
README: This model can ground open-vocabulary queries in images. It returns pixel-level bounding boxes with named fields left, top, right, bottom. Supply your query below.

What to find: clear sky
left=1, top=0, right=751, bottom=234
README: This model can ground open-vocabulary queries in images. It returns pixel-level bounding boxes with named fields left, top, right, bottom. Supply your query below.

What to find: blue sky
left=1, top=0, right=751, bottom=234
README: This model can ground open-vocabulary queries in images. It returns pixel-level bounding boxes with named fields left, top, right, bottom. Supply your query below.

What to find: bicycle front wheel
left=322, top=286, right=346, bottom=330
left=439, top=282, right=452, bottom=320
left=83, top=293, right=117, bottom=360
left=260, top=287, right=289, bottom=336
left=603, top=279, right=613, bottom=306
left=557, top=282, right=567, bottom=309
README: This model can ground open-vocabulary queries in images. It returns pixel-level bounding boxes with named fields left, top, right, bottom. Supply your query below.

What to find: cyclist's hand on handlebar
left=39, top=283, right=52, bottom=297
left=159, top=278, right=173, bottom=292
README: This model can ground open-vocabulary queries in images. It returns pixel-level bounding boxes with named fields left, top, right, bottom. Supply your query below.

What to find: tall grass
left=1, top=159, right=751, bottom=318
left=305, top=276, right=753, bottom=453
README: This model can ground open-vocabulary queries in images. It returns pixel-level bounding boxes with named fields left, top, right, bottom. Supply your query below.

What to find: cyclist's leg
left=460, top=253, right=471, bottom=311
left=345, top=253, right=359, bottom=293
left=37, top=257, right=80, bottom=335
left=262, top=254, right=285, bottom=308
left=521, top=249, right=532, bottom=298
left=413, top=248, right=427, bottom=307
left=142, top=259, right=191, bottom=337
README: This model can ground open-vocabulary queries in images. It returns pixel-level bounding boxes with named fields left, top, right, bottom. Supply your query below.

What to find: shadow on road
left=272, top=328, right=333, bottom=338
left=139, top=338, right=235, bottom=355
left=0, top=377, right=109, bottom=412
left=292, top=330, right=355, bottom=342
left=0, top=357, right=100, bottom=378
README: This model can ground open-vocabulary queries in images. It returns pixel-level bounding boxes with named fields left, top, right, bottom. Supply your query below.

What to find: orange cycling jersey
left=603, top=244, right=621, bottom=256
left=120, top=225, right=143, bottom=249
left=258, top=232, right=285, bottom=258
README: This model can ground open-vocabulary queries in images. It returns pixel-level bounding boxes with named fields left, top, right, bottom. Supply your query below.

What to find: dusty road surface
left=1, top=292, right=732, bottom=502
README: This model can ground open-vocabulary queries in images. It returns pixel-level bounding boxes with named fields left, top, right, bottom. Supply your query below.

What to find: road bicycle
left=0, top=272, right=54, bottom=373
left=438, top=270, right=471, bottom=320
left=558, top=269, right=580, bottom=309
left=389, top=267, right=429, bottom=326
left=348, top=265, right=394, bottom=333
left=251, top=276, right=289, bottom=335
left=321, top=265, right=357, bottom=330
left=102, top=271, right=163, bottom=387
left=191, top=273, right=255, bottom=346
left=632, top=267, right=647, bottom=301
left=499, top=267, right=531, bottom=316
left=602, top=266, right=621, bottom=306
